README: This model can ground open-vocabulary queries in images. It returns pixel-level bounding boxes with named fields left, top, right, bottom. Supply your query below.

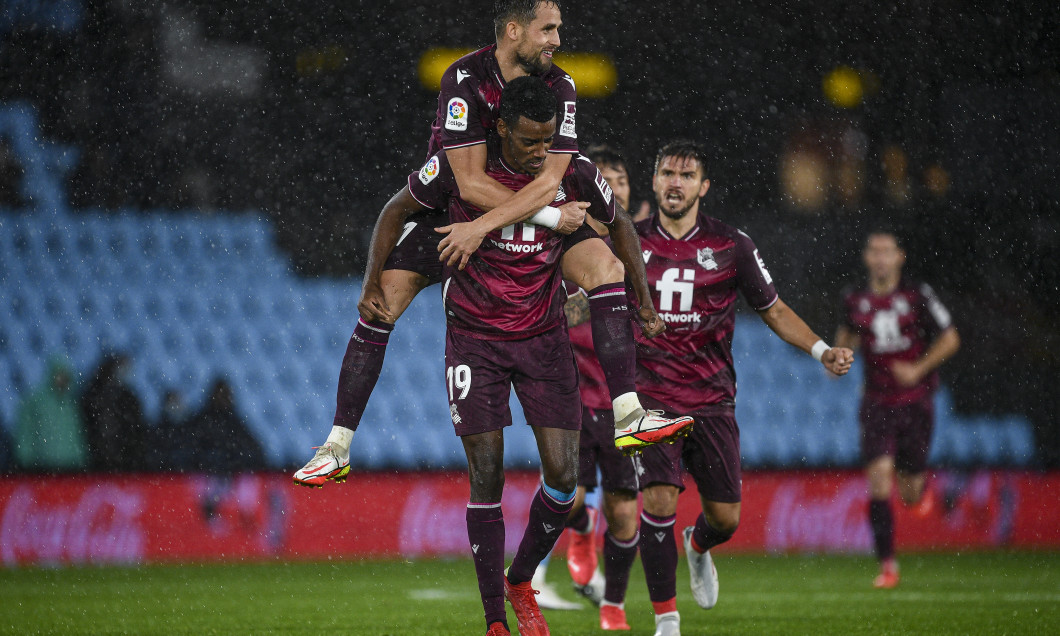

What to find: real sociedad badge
left=697, top=247, right=718, bottom=270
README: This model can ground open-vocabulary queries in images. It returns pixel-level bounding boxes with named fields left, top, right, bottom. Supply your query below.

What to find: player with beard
left=835, top=230, right=960, bottom=589
left=631, top=140, right=854, bottom=636
left=295, top=0, right=692, bottom=489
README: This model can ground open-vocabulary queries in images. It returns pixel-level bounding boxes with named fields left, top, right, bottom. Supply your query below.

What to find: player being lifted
left=835, top=230, right=960, bottom=589
left=294, top=0, right=691, bottom=488
left=630, top=140, right=854, bottom=636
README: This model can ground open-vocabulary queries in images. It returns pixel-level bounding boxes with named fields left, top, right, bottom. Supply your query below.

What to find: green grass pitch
left=1, top=552, right=1057, bottom=635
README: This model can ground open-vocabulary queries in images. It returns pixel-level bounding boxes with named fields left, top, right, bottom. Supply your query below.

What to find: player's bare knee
left=642, top=484, right=679, bottom=517
left=897, top=478, right=923, bottom=505
left=606, top=502, right=639, bottom=541
left=542, top=470, right=577, bottom=497
left=468, top=469, right=504, bottom=502
left=585, top=255, right=624, bottom=290
left=713, top=517, right=739, bottom=537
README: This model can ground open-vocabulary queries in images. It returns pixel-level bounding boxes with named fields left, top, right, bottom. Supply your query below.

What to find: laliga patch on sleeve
left=445, top=97, right=468, bottom=131
left=560, top=101, right=577, bottom=138
left=754, top=249, right=774, bottom=285
left=419, top=156, right=441, bottom=185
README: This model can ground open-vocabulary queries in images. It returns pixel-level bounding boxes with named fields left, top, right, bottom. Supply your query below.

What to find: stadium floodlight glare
left=418, top=47, right=617, bottom=97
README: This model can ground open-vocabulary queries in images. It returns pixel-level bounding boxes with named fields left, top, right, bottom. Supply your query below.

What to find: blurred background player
left=835, top=230, right=961, bottom=589
left=295, top=0, right=690, bottom=487
left=584, top=143, right=651, bottom=222
left=631, top=140, right=854, bottom=636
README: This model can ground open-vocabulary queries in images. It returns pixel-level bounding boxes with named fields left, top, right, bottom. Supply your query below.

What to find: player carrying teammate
left=329, top=75, right=659, bottom=636
left=294, top=0, right=691, bottom=489
left=631, top=140, right=854, bottom=636
left=835, top=230, right=960, bottom=589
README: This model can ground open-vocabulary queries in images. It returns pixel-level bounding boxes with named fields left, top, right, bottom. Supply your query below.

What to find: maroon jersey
left=632, top=213, right=778, bottom=415
left=428, top=45, right=578, bottom=156
left=409, top=153, right=615, bottom=340
left=842, top=279, right=953, bottom=406
left=565, top=288, right=612, bottom=410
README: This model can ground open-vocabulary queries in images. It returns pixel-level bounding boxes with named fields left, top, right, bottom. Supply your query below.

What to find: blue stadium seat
left=0, top=361, right=17, bottom=425
left=740, top=426, right=765, bottom=467
left=971, top=420, right=1003, bottom=465
left=999, top=419, right=1036, bottom=466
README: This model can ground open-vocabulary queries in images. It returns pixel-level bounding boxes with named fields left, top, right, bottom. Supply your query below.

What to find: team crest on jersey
left=560, top=101, right=577, bottom=138
left=553, top=183, right=567, bottom=203
left=419, top=156, right=440, bottom=185
left=446, top=97, right=468, bottom=131
left=696, top=247, right=718, bottom=270
left=892, top=296, right=911, bottom=315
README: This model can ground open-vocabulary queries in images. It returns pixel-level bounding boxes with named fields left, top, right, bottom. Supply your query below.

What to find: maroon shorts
left=444, top=326, right=581, bottom=436
left=383, top=215, right=599, bottom=284
left=632, top=411, right=742, bottom=504
left=578, top=406, right=638, bottom=494
left=860, top=399, right=934, bottom=473
left=383, top=212, right=448, bottom=285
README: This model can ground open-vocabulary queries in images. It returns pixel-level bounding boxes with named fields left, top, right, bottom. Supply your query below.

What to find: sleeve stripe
left=442, top=139, right=486, bottom=150
left=406, top=177, right=434, bottom=209
left=755, top=294, right=780, bottom=312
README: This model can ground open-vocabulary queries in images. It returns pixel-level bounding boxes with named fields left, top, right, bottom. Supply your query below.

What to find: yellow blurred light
left=296, top=45, right=347, bottom=76
left=823, top=66, right=864, bottom=109
left=418, top=48, right=617, bottom=98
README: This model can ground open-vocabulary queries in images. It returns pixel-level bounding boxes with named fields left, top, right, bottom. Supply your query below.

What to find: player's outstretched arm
left=758, top=299, right=854, bottom=375
left=606, top=206, right=664, bottom=338
left=437, top=149, right=575, bottom=269
left=358, top=186, right=429, bottom=323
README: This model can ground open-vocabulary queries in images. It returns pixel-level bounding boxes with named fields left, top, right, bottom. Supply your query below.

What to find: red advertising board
left=1, top=470, right=1057, bottom=567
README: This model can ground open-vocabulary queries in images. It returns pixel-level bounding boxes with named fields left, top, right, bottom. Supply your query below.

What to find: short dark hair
left=499, top=75, right=557, bottom=128
left=865, top=226, right=905, bottom=251
left=654, top=139, right=709, bottom=180
left=584, top=144, right=628, bottom=173
left=494, top=0, right=561, bottom=38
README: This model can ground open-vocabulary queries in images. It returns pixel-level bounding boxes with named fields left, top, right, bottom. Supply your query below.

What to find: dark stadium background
left=1, top=0, right=1057, bottom=464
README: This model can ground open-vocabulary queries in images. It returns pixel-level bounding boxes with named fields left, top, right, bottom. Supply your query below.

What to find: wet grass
left=1, top=552, right=1057, bottom=635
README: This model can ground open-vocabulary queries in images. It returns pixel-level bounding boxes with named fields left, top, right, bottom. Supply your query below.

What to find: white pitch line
left=407, top=589, right=478, bottom=601
left=728, top=591, right=1060, bottom=603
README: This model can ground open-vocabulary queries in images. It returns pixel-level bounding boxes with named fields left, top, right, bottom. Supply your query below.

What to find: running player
left=631, top=140, right=854, bottom=636
left=294, top=0, right=690, bottom=488
left=835, top=230, right=960, bottom=589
